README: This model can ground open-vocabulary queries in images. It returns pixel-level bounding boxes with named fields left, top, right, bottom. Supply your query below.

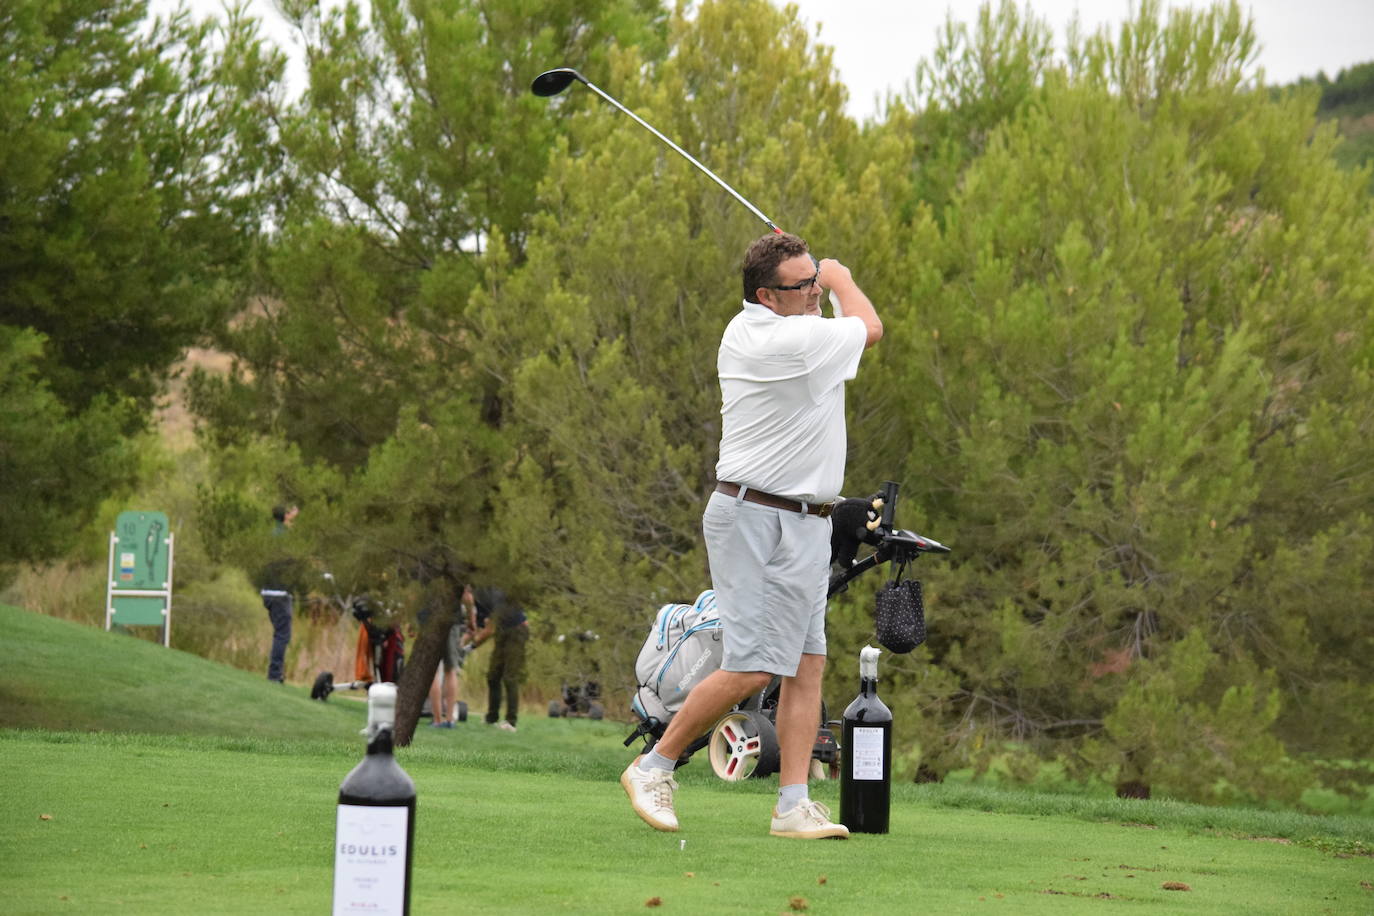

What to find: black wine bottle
left=840, top=646, right=892, bottom=834
left=333, top=683, right=416, bottom=915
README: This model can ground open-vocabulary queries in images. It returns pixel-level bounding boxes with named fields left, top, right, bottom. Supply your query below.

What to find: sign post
left=105, top=510, right=175, bottom=647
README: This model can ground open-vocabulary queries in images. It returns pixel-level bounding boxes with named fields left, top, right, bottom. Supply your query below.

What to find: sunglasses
left=770, top=256, right=820, bottom=292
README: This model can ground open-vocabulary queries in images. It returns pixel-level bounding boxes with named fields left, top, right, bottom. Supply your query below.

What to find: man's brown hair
left=741, top=232, right=809, bottom=303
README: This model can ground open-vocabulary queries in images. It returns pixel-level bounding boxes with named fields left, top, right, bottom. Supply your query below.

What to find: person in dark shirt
left=466, top=585, right=528, bottom=732
left=257, top=505, right=300, bottom=683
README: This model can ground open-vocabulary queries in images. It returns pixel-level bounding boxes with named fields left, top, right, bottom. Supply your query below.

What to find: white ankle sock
left=777, top=783, right=808, bottom=814
left=639, top=750, right=677, bottom=773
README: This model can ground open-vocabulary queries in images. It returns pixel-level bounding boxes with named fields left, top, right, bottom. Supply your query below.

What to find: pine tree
left=848, top=0, right=1374, bottom=803
left=0, top=0, right=277, bottom=568
left=190, top=0, right=672, bottom=735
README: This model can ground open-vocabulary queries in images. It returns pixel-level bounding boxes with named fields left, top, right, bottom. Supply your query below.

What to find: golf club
left=531, top=67, right=782, bottom=235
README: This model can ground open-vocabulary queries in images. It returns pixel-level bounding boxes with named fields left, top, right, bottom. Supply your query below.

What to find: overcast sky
left=158, top=0, right=1374, bottom=121
left=791, top=0, right=1374, bottom=119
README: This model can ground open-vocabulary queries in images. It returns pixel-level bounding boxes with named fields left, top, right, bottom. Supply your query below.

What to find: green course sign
left=106, top=511, right=175, bottom=645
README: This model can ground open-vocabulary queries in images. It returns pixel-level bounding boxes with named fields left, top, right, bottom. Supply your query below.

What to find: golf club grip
left=880, top=481, right=898, bottom=529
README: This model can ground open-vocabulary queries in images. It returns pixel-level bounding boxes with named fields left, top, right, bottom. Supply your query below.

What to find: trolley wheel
left=548, top=700, right=563, bottom=718
left=311, top=671, right=334, bottom=701
left=707, top=710, right=780, bottom=781
left=588, top=702, right=605, bottom=720
left=456, top=701, right=468, bottom=723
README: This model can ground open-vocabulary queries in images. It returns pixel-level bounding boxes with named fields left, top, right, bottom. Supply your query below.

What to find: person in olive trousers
left=465, top=585, right=528, bottom=732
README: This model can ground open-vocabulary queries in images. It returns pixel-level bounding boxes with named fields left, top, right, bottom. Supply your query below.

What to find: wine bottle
left=333, top=683, right=416, bottom=915
left=840, top=646, right=892, bottom=834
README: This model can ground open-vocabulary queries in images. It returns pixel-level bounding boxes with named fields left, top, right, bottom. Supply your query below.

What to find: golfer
left=622, top=232, right=883, bottom=838
left=258, top=504, right=300, bottom=683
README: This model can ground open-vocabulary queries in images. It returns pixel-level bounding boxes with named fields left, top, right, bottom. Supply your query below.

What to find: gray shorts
left=439, top=624, right=466, bottom=671
left=702, top=489, right=831, bottom=677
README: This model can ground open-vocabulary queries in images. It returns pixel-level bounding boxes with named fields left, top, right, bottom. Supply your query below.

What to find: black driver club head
left=530, top=68, right=584, bottom=97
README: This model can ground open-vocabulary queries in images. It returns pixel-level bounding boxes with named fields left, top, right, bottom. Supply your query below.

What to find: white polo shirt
left=714, top=301, right=867, bottom=503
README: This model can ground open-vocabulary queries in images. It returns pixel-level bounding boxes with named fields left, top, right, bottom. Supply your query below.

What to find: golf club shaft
left=575, top=76, right=781, bottom=234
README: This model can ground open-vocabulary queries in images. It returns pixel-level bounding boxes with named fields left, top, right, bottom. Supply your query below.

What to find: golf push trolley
left=309, top=573, right=471, bottom=723
left=624, top=481, right=949, bottom=781
left=547, top=629, right=606, bottom=720
left=310, top=573, right=408, bottom=702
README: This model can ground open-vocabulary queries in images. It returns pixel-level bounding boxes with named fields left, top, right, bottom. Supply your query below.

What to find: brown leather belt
left=715, top=482, right=836, bottom=518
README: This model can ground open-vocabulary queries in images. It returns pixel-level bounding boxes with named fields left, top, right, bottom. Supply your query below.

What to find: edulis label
left=333, top=804, right=410, bottom=914
left=849, top=726, right=886, bottom=780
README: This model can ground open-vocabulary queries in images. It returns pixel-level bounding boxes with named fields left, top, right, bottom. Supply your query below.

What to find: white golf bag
left=629, top=589, right=722, bottom=727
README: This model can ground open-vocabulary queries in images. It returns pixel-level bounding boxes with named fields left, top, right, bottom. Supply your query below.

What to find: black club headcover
left=829, top=497, right=880, bottom=568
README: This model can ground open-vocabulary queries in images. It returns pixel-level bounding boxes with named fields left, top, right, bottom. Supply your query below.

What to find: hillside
left=1288, top=60, right=1374, bottom=189
left=0, top=602, right=362, bottom=742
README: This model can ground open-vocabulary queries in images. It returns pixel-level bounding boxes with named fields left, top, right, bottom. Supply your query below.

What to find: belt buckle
left=817, top=502, right=836, bottom=518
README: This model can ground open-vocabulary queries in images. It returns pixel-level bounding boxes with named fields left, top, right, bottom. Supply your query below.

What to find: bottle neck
left=367, top=727, right=396, bottom=755
left=861, top=676, right=879, bottom=697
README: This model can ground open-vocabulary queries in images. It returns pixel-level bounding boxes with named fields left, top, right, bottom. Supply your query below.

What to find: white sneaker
left=498, top=721, right=517, bottom=732
left=620, top=757, right=679, bottom=832
left=769, top=800, right=849, bottom=839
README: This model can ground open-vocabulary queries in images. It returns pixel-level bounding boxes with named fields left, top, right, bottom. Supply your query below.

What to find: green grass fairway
left=5, top=604, right=1373, bottom=914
